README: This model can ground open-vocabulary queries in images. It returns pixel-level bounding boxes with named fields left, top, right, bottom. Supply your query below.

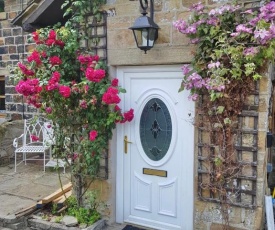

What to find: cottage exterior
left=0, top=0, right=272, bottom=229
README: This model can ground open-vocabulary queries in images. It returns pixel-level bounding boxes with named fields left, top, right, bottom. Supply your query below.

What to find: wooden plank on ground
left=57, top=190, right=72, bottom=208
left=53, top=190, right=72, bottom=204
left=41, top=182, right=72, bottom=204
left=57, top=206, right=67, bottom=214
left=15, top=204, right=37, bottom=217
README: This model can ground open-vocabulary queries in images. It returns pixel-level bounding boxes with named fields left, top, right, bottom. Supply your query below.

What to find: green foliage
left=54, top=215, right=63, bottom=223
left=62, top=0, right=106, bottom=27
left=65, top=193, right=101, bottom=225
left=51, top=203, right=58, bottom=215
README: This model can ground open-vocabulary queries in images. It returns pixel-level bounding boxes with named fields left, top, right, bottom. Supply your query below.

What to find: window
left=0, top=76, right=5, bottom=114
left=0, top=0, right=4, bottom=12
left=140, top=98, right=172, bottom=161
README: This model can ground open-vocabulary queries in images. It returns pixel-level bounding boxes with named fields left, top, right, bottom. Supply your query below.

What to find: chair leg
left=50, top=146, right=52, bottom=159
left=24, top=152, right=26, bottom=165
left=44, top=151, right=45, bottom=172
left=14, top=152, right=17, bottom=173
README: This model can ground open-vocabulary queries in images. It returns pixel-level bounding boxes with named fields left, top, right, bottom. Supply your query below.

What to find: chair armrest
left=13, top=134, right=24, bottom=148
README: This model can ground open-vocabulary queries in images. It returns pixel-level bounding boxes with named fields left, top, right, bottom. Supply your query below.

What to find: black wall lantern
left=129, top=0, right=159, bottom=54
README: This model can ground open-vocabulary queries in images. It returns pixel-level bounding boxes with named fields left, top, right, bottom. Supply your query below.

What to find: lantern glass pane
left=133, top=28, right=156, bottom=49
left=133, top=29, right=143, bottom=47
left=148, top=28, right=156, bottom=47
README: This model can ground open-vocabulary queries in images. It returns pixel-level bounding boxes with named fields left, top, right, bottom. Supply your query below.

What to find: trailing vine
left=174, top=1, right=275, bottom=228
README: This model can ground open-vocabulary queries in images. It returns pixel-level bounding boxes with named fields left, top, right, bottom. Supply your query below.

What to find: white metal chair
left=13, top=117, right=53, bottom=172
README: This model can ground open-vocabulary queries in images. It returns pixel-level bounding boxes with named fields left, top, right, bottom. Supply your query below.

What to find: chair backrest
left=43, top=121, right=54, bottom=147
left=23, top=117, right=53, bottom=147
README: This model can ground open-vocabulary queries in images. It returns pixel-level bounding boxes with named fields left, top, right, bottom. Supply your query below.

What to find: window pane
left=0, top=98, right=5, bottom=110
left=140, top=98, right=172, bottom=161
left=0, top=80, right=4, bottom=95
left=0, top=0, right=4, bottom=12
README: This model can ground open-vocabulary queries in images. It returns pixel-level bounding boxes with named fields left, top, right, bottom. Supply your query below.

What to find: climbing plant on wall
left=174, top=1, right=275, bottom=228
left=13, top=0, right=133, bottom=209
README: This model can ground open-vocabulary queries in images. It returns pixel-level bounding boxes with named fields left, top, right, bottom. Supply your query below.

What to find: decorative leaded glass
left=140, top=98, right=172, bottom=161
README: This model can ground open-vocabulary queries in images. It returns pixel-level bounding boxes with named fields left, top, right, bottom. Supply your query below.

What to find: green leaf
left=119, top=88, right=126, bottom=93
left=224, top=118, right=232, bottom=125
left=216, top=106, right=225, bottom=114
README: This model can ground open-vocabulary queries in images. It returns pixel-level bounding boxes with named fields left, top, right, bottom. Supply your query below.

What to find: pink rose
left=31, top=135, right=39, bottom=142
left=49, top=56, right=62, bottom=66
left=85, top=68, right=106, bottom=82
left=48, top=30, right=56, bottom=39
left=89, top=130, right=98, bottom=141
left=120, top=109, right=134, bottom=123
left=111, top=78, right=119, bottom=87
left=59, top=85, right=71, bottom=98
left=45, top=107, right=52, bottom=114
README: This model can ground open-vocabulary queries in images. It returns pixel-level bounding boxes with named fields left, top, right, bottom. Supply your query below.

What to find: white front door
left=116, top=66, right=194, bottom=230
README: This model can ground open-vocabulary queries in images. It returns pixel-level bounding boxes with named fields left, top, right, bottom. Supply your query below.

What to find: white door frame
left=115, top=65, right=195, bottom=229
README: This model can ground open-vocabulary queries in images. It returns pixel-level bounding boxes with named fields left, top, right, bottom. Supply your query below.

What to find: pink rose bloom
left=18, top=63, right=35, bottom=76
left=59, top=85, right=71, bottom=98
left=120, top=109, right=134, bottom=123
left=45, top=107, right=52, bottom=114
left=79, top=100, right=88, bottom=109
left=46, top=83, right=59, bottom=91
left=114, top=105, right=121, bottom=111
left=48, top=30, right=56, bottom=39
left=41, top=51, right=47, bottom=58
left=85, top=68, right=105, bottom=82
left=50, top=71, right=61, bottom=83
left=46, top=39, right=56, bottom=46
left=89, top=130, right=98, bottom=141
left=50, top=56, right=62, bottom=66
left=93, top=69, right=105, bottom=81
left=27, top=50, right=42, bottom=65
left=85, top=67, right=94, bottom=81
left=31, top=135, right=39, bottom=142
left=102, top=91, right=121, bottom=104
left=55, top=40, right=65, bottom=48
left=93, top=55, right=99, bottom=62
left=111, top=78, right=119, bottom=87
left=102, top=87, right=121, bottom=104
left=32, top=31, right=40, bottom=44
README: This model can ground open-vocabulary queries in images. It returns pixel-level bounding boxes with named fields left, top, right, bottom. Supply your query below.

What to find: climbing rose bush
left=13, top=26, right=134, bottom=184
left=174, top=1, right=275, bottom=101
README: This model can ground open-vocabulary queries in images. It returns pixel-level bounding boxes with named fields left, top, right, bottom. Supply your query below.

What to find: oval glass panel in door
left=140, top=98, right=172, bottom=161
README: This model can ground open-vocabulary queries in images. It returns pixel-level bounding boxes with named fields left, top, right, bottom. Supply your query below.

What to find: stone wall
left=1, top=0, right=37, bottom=121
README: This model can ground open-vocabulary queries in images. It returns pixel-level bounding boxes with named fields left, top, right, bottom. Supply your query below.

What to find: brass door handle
left=124, top=136, right=132, bottom=154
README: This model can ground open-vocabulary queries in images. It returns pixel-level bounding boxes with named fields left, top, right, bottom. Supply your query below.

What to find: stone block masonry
left=1, top=0, right=36, bottom=120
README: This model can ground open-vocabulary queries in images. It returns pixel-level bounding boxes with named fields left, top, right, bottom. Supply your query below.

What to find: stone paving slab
left=0, top=175, right=12, bottom=183
left=7, top=183, right=57, bottom=201
left=0, top=163, right=70, bottom=218
left=0, top=193, right=35, bottom=216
